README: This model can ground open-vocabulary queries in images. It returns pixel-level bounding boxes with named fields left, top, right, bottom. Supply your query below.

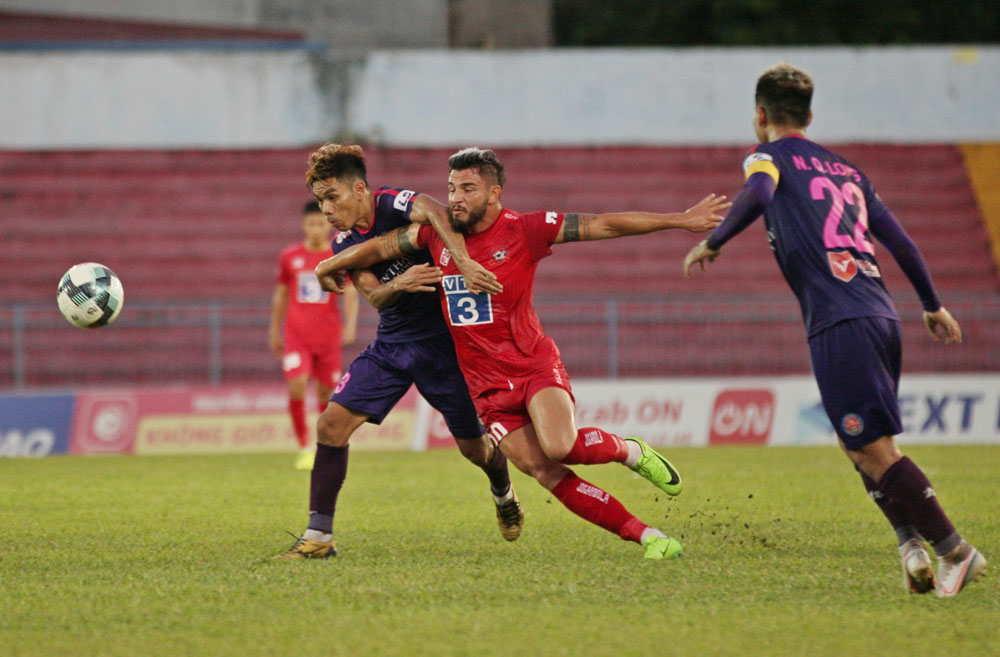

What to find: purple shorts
left=331, top=333, right=484, bottom=440
left=808, top=316, right=903, bottom=450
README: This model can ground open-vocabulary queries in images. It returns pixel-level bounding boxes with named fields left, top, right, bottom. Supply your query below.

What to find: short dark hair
left=305, top=143, right=368, bottom=188
left=448, top=147, right=506, bottom=188
left=755, top=63, right=813, bottom=128
left=303, top=200, right=320, bottom=215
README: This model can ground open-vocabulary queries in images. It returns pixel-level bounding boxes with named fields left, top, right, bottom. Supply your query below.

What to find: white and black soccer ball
left=56, top=262, right=124, bottom=329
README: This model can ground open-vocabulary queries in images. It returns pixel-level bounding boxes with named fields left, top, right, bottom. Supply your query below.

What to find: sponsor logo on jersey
left=335, top=230, right=352, bottom=244
left=492, top=248, right=508, bottom=261
left=393, top=189, right=416, bottom=211
left=439, top=248, right=451, bottom=267
left=841, top=413, right=864, bottom=436
left=709, top=389, right=775, bottom=445
left=828, top=250, right=858, bottom=282
left=856, top=259, right=882, bottom=278
left=545, top=211, right=558, bottom=224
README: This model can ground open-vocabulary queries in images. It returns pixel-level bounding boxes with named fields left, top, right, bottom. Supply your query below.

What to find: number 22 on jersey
left=811, top=176, right=875, bottom=255
left=443, top=275, right=493, bottom=326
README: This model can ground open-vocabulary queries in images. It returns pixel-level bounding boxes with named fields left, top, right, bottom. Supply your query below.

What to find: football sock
left=481, top=441, right=513, bottom=497
left=551, top=473, right=646, bottom=543
left=640, top=527, right=667, bottom=543
left=289, top=398, right=308, bottom=449
left=855, top=465, right=921, bottom=545
left=877, top=456, right=962, bottom=556
left=303, top=528, right=333, bottom=543
left=307, top=443, right=349, bottom=534
left=560, top=427, right=629, bottom=465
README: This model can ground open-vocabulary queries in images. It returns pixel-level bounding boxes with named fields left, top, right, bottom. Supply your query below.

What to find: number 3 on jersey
left=443, top=275, right=493, bottom=326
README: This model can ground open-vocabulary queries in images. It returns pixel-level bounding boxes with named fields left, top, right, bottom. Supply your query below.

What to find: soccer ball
left=57, top=262, right=124, bottom=329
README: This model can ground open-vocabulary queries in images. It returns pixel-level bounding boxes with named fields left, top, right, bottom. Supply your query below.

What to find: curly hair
left=755, top=63, right=813, bottom=128
left=305, top=143, right=368, bottom=188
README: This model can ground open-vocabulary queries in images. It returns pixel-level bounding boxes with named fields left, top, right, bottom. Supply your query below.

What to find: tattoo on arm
left=562, top=213, right=595, bottom=242
left=377, top=226, right=419, bottom=258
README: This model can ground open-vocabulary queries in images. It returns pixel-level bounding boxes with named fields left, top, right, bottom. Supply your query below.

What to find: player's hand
left=924, top=307, right=962, bottom=344
left=680, top=194, right=731, bottom=232
left=316, top=258, right=348, bottom=294
left=683, top=239, right=720, bottom=277
left=391, top=263, right=444, bottom=293
left=455, top=256, right=502, bottom=295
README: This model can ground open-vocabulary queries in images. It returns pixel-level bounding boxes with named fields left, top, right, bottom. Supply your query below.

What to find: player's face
left=302, top=211, right=331, bottom=247
left=447, top=169, right=492, bottom=233
left=312, top=177, right=367, bottom=231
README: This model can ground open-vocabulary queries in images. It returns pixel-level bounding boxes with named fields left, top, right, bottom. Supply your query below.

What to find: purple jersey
left=730, top=136, right=899, bottom=336
left=332, top=187, right=448, bottom=343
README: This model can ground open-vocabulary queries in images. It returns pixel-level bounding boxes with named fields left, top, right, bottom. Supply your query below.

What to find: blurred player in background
left=270, top=201, right=359, bottom=470
left=317, top=147, right=729, bottom=560
left=274, top=144, right=518, bottom=560
left=683, top=63, right=986, bottom=596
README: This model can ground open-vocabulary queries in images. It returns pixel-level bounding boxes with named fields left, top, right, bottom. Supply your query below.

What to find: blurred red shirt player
left=270, top=201, right=358, bottom=469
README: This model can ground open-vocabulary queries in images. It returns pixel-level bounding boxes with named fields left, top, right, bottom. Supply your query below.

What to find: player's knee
left=316, top=410, right=351, bottom=447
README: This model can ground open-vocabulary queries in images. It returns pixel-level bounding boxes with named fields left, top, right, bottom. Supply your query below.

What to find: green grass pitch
left=2, top=445, right=997, bottom=657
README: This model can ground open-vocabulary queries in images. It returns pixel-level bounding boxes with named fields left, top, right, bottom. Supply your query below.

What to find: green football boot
left=625, top=437, right=682, bottom=496
left=642, top=535, right=683, bottom=560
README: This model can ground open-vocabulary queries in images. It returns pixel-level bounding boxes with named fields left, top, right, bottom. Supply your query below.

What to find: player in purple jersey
left=683, top=63, right=985, bottom=596
left=274, top=143, right=522, bottom=560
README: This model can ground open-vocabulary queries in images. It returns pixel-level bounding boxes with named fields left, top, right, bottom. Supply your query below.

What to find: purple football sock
left=877, top=456, right=961, bottom=555
left=307, top=443, right=349, bottom=534
left=856, top=465, right=921, bottom=545
left=483, top=442, right=512, bottom=497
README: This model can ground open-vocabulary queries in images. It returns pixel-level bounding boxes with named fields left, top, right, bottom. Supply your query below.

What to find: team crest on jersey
left=492, top=248, right=508, bottom=261
left=292, top=256, right=305, bottom=269
left=439, top=248, right=452, bottom=267
left=828, top=250, right=858, bottom=282
left=335, top=230, right=352, bottom=244
left=841, top=413, right=864, bottom=437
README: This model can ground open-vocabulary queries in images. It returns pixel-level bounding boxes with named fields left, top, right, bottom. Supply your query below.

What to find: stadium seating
left=2, top=145, right=997, bottom=386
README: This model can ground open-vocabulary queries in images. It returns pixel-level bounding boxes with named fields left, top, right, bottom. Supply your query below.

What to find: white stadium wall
left=1, top=45, right=999, bottom=148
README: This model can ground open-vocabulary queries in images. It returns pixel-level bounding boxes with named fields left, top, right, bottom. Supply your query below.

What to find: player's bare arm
left=553, top=194, right=730, bottom=244
left=268, top=283, right=289, bottom=357
left=351, top=264, right=444, bottom=311
left=316, top=223, right=423, bottom=294
left=340, top=282, right=359, bottom=345
left=410, top=193, right=501, bottom=295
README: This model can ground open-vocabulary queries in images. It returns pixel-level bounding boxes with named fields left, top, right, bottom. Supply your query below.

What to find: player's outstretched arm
left=410, top=194, right=501, bottom=295
left=316, top=223, right=423, bottom=293
left=552, top=194, right=730, bottom=244
left=924, top=307, right=962, bottom=344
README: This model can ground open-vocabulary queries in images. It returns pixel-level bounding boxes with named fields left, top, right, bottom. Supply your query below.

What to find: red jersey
left=417, top=209, right=565, bottom=399
left=276, top=243, right=342, bottom=348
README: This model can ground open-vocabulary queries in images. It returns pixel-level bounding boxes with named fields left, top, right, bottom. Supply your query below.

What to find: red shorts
left=282, top=331, right=341, bottom=387
left=474, top=362, right=574, bottom=442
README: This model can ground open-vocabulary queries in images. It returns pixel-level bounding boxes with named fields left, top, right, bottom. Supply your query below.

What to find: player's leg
left=281, top=336, right=315, bottom=468
left=410, top=334, right=521, bottom=540
left=813, top=318, right=985, bottom=594
left=527, top=384, right=681, bottom=496
left=508, top=401, right=681, bottom=559
left=275, top=343, right=411, bottom=560
left=300, top=350, right=340, bottom=471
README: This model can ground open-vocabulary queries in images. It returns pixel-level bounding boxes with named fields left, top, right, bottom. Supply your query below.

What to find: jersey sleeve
left=520, top=211, right=564, bottom=262
left=276, top=249, right=293, bottom=286
left=374, top=187, right=417, bottom=223
left=416, top=224, right=437, bottom=252
left=743, top=145, right=781, bottom=185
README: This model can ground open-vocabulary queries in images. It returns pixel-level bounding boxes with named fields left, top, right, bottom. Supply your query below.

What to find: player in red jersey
left=317, top=148, right=730, bottom=559
left=270, top=201, right=359, bottom=469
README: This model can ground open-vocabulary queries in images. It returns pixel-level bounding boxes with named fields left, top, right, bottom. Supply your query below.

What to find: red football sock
left=560, top=427, right=629, bottom=465
left=289, top=398, right=308, bottom=448
left=551, top=473, right=646, bottom=543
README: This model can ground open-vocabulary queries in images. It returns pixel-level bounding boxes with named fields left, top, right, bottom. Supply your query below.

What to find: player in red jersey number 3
left=318, top=148, right=729, bottom=559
